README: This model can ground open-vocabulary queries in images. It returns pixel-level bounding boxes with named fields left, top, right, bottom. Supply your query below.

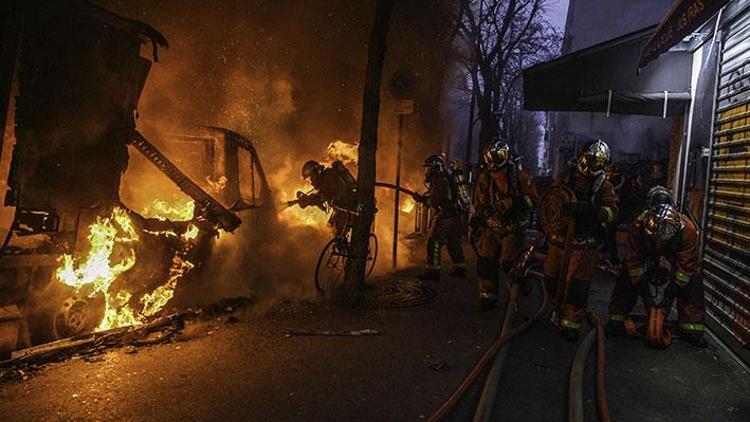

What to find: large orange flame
left=141, top=198, right=195, bottom=221
left=55, top=207, right=197, bottom=332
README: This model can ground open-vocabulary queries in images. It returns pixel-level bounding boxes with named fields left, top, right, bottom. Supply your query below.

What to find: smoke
left=95, top=0, right=453, bottom=306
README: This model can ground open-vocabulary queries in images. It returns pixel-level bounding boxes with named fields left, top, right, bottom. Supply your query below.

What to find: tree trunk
left=477, top=92, right=496, bottom=153
left=339, top=0, right=395, bottom=306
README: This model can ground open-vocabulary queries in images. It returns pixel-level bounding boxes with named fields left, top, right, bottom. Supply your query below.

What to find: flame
left=279, top=200, right=330, bottom=228
left=56, top=207, right=141, bottom=331
left=56, top=207, right=196, bottom=332
left=277, top=181, right=329, bottom=228
left=400, top=197, right=416, bottom=214
left=270, top=140, right=358, bottom=228
left=182, top=224, right=200, bottom=241
left=140, top=255, right=195, bottom=317
left=325, top=140, right=358, bottom=166
left=141, top=198, right=195, bottom=221
left=206, top=175, right=228, bottom=195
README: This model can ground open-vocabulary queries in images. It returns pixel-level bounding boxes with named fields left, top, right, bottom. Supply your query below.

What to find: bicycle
left=314, top=205, right=378, bottom=294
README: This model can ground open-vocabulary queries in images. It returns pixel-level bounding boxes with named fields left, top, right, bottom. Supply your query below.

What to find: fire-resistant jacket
left=625, top=212, right=699, bottom=287
left=552, top=169, right=619, bottom=245
left=419, top=174, right=460, bottom=218
left=473, top=165, right=539, bottom=229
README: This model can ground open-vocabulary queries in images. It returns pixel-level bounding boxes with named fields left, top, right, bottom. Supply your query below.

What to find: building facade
left=549, top=0, right=677, bottom=176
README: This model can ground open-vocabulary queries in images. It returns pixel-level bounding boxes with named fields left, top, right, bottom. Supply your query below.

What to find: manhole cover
left=364, top=275, right=437, bottom=309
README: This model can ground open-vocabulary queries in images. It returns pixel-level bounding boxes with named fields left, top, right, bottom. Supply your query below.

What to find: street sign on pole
left=388, top=68, right=416, bottom=269
left=392, top=113, right=405, bottom=268
left=389, top=99, right=414, bottom=115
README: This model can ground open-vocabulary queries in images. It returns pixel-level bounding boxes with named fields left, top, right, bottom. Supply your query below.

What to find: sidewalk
left=489, top=273, right=750, bottom=422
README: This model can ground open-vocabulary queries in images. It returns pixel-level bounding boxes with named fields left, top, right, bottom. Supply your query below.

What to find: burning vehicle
left=0, top=1, right=269, bottom=353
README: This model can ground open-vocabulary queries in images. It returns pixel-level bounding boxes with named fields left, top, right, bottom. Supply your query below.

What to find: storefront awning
left=523, top=27, right=693, bottom=117
left=640, top=0, right=731, bottom=67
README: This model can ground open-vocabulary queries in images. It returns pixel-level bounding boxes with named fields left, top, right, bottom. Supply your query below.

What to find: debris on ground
left=282, top=329, right=380, bottom=337
left=0, top=296, right=255, bottom=384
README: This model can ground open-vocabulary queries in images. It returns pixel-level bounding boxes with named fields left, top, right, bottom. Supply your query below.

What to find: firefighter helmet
left=576, top=139, right=610, bottom=176
left=483, top=140, right=511, bottom=170
left=302, top=160, right=324, bottom=180
left=646, top=185, right=673, bottom=208
left=423, top=154, right=449, bottom=181
left=643, top=204, right=684, bottom=244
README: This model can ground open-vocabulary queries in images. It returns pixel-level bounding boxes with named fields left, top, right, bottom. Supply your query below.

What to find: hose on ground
left=428, top=279, right=549, bottom=422
left=590, top=312, right=611, bottom=422
left=568, top=328, right=596, bottom=422
left=568, top=312, right=610, bottom=422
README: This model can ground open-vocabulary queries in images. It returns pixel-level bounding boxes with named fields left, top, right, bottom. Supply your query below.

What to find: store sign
left=640, top=0, right=731, bottom=67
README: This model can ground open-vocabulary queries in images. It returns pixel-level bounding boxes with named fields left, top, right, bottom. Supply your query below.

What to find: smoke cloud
left=96, top=0, right=453, bottom=306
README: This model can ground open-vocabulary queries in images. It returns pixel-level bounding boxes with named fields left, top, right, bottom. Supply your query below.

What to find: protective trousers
left=542, top=243, right=598, bottom=331
left=608, top=271, right=706, bottom=335
left=427, top=214, right=465, bottom=271
left=476, top=230, right=524, bottom=300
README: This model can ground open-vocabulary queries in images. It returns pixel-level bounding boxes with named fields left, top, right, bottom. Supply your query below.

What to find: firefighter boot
left=477, top=257, right=499, bottom=311
left=478, top=278, right=499, bottom=311
left=543, top=276, right=559, bottom=324
left=605, top=315, right=639, bottom=338
left=559, top=280, right=590, bottom=341
left=502, top=260, right=531, bottom=296
left=677, top=323, right=708, bottom=348
left=418, top=270, right=440, bottom=281
left=561, top=326, right=580, bottom=341
left=421, top=239, right=442, bottom=281
left=479, top=290, right=498, bottom=311
left=448, top=263, right=467, bottom=278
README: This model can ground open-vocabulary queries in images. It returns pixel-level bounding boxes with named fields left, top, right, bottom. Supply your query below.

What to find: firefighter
left=607, top=204, right=707, bottom=348
left=543, top=139, right=619, bottom=340
left=473, top=139, right=539, bottom=310
left=295, top=160, right=359, bottom=236
left=412, top=154, right=466, bottom=280
left=645, top=185, right=673, bottom=208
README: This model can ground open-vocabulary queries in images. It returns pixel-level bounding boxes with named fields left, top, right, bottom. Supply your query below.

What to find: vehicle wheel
left=53, top=293, right=105, bottom=339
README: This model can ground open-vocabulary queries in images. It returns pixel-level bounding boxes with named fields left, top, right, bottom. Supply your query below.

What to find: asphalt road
left=1, top=257, right=749, bottom=421
left=0, top=269, right=505, bottom=421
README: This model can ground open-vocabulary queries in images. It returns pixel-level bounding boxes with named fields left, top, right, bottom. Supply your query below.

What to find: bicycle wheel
left=366, top=233, right=378, bottom=277
left=314, top=238, right=347, bottom=293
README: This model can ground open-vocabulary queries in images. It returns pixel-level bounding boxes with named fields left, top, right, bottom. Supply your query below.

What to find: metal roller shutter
left=704, top=10, right=750, bottom=355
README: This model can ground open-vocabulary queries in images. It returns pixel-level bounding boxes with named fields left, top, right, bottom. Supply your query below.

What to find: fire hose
left=428, top=277, right=549, bottom=421
left=374, top=182, right=418, bottom=198
left=568, top=312, right=610, bottom=422
left=539, top=185, right=578, bottom=325
left=283, top=182, right=417, bottom=209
